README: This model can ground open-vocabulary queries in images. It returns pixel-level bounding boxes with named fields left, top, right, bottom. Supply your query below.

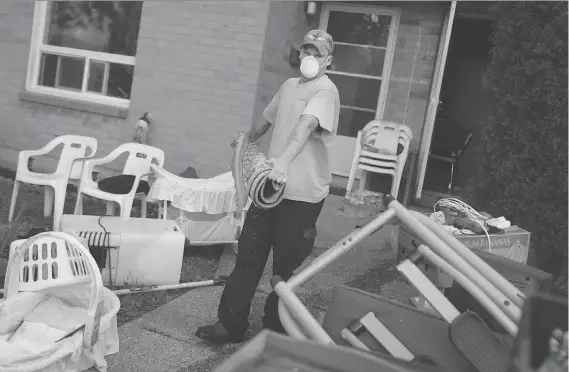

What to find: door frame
left=414, top=1, right=457, bottom=200
left=319, top=3, right=401, bottom=177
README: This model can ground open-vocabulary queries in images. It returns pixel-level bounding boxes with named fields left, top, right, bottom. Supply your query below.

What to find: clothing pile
left=231, top=131, right=285, bottom=210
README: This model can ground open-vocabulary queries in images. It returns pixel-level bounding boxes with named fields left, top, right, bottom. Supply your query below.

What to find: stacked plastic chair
left=346, top=120, right=413, bottom=200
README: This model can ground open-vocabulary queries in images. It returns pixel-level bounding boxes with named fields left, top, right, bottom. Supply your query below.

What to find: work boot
left=195, top=322, right=245, bottom=345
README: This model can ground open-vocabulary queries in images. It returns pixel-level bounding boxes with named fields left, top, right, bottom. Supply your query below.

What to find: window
left=320, top=5, right=400, bottom=138
left=26, top=1, right=143, bottom=108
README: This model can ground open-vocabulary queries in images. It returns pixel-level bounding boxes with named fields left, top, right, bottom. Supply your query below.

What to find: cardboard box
left=399, top=218, right=532, bottom=289
left=454, top=226, right=531, bottom=264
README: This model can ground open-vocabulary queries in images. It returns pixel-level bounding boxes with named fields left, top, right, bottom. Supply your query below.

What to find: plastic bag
left=0, top=292, right=47, bottom=335
left=10, top=296, right=87, bottom=345
left=0, top=287, right=120, bottom=372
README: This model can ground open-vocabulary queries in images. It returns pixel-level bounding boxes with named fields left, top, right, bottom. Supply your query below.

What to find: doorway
left=319, top=3, right=401, bottom=177
left=422, top=16, right=494, bottom=194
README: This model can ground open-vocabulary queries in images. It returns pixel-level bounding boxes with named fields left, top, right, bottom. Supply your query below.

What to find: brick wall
left=0, top=1, right=55, bottom=169
left=252, top=1, right=315, bottom=155
left=130, top=1, right=270, bottom=177
left=0, top=1, right=270, bottom=178
left=0, top=1, right=137, bottom=172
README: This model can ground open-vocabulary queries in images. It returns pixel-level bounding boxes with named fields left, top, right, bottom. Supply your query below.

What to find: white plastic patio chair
left=356, top=130, right=410, bottom=197
left=360, top=121, right=413, bottom=192
left=74, top=143, right=165, bottom=218
left=346, top=121, right=413, bottom=199
left=8, top=135, right=98, bottom=231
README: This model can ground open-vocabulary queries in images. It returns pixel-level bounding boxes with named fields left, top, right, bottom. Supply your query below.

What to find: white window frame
left=319, top=3, right=400, bottom=121
left=25, top=1, right=137, bottom=108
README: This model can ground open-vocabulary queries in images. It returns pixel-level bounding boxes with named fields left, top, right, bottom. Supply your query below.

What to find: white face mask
left=300, top=55, right=328, bottom=79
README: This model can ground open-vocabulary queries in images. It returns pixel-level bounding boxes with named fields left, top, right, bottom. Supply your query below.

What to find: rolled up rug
left=231, top=132, right=286, bottom=210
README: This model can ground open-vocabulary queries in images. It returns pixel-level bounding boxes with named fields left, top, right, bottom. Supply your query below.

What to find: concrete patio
left=100, top=194, right=415, bottom=372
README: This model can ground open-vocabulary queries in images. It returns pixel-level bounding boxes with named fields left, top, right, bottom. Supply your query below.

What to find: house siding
left=130, top=1, right=270, bottom=177
left=0, top=1, right=270, bottom=178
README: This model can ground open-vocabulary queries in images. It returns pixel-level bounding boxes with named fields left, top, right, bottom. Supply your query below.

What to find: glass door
left=320, top=4, right=400, bottom=177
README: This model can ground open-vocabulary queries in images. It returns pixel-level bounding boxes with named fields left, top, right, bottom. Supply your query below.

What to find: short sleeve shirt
left=263, top=76, right=340, bottom=203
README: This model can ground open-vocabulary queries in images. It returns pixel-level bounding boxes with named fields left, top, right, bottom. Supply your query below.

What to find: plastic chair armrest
left=79, top=147, right=126, bottom=185
left=17, top=147, right=60, bottom=178
left=49, top=156, right=95, bottom=180
left=20, top=139, right=61, bottom=159
left=80, top=158, right=105, bottom=190
left=72, top=156, right=95, bottom=164
left=17, top=140, right=62, bottom=174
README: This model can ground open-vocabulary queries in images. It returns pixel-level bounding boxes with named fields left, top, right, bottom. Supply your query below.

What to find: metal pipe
left=1, top=279, right=220, bottom=298
left=409, top=213, right=522, bottom=322
left=384, top=198, right=522, bottom=321
left=111, top=279, right=219, bottom=296
left=278, top=208, right=395, bottom=342
left=272, top=276, right=335, bottom=345
left=397, top=260, right=461, bottom=323
left=417, top=244, right=518, bottom=336
left=288, top=208, right=396, bottom=289
left=278, top=299, right=309, bottom=340
left=413, top=211, right=525, bottom=307
left=341, top=328, right=371, bottom=352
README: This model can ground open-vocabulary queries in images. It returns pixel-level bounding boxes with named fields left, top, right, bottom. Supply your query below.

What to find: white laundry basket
left=0, top=232, right=120, bottom=372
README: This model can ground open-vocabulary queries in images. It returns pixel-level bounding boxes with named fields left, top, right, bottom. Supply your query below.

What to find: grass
left=115, top=245, right=222, bottom=326
left=0, top=173, right=223, bottom=327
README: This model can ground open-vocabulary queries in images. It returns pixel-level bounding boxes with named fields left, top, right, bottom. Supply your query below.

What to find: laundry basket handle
left=4, top=231, right=104, bottom=348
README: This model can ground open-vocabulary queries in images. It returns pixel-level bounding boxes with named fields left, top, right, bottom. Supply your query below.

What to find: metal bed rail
left=271, top=195, right=525, bottom=344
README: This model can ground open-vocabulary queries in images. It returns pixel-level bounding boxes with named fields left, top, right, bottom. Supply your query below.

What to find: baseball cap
left=300, top=29, right=334, bottom=56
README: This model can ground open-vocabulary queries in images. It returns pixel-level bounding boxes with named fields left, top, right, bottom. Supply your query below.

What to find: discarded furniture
left=346, top=121, right=413, bottom=200
left=1, top=232, right=120, bottom=371
left=74, top=143, right=164, bottom=218
left=148, top=164, right=250, bottom=253
left=9, top=135, right=98, bottom=231
left=58, top=215, right=185, bottom=288
left=272, top=195, right=529, bottom=372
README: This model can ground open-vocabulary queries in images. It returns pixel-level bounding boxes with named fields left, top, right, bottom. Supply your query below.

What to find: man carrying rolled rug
left=196, top=29, right=340, bottom=344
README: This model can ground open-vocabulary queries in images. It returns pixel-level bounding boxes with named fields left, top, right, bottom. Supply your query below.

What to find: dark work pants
left=218, top=198, right=325, bottom=337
